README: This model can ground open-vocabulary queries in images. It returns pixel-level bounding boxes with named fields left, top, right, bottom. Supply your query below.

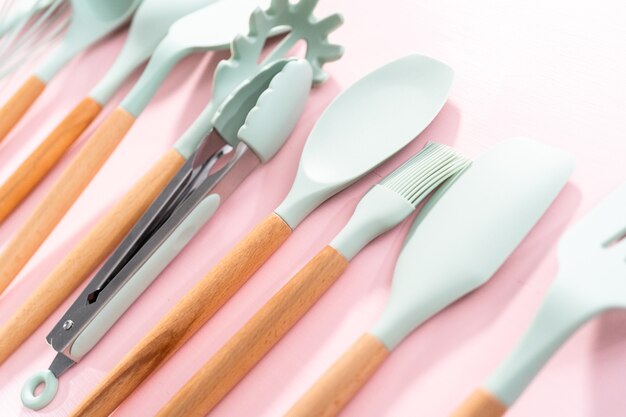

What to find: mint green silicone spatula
left=451, top=180, right=626, bottom=417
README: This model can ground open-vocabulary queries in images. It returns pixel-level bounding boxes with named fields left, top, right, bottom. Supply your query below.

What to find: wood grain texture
left=449, top=389, right=508, bottom=417
left=0, top=107, right=136, bottom=295
left=0, top=97, right=102, bottom=224
left=156, top=246, right=350, bottom=417
left=68, top=213, right=293, bottom=417
left=285, top=333, right=390, bottom=417
left=0, top=75, right=46, bottom=142
left=0, top=149, right=186, bottom=365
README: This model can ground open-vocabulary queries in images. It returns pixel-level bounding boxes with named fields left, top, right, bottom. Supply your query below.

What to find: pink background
left=1, top=0, right=626, bottom=416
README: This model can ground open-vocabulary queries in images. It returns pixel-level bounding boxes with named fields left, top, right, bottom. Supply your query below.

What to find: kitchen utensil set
left=450, top=180, right=626, bottom=417
left=155, top=142, right=470, bottom=417
left=67, top=53, right=452, bottom=417
left=0, top=0, right=611, bottom=415
left=0, top=0, right=342, bottom=367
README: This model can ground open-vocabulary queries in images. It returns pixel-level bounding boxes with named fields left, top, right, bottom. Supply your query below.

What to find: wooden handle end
left=0, top=75, right=46, bottom=142
left=449, top=389, right=508, bottom=417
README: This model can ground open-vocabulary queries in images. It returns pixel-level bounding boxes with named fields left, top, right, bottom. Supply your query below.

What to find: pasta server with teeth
left=156, top=142, right=470, bottom=417
left=19, top=58, right=313, bottom=411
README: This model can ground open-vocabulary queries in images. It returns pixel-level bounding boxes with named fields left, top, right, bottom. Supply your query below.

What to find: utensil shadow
left=588, top=310, right=626, bottom=417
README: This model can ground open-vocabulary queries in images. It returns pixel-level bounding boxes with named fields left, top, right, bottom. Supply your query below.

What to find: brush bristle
left=381, top=142, right=470, bottom=206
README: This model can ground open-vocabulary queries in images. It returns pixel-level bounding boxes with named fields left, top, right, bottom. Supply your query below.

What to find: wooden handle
left=0, top=97, right=102, bottom=224
left=0, top=149, right=185, bottom=365
left=156, top=246, right=350, bottom=417
left=285, top=333, right=390, bottom=417
left=449, top=389, right=508, bottom=417
left=0, top=107, right=135, bottom=295
left=0, top=75, right=46, bottom=142
left=68, top=213, right=293, bottom=417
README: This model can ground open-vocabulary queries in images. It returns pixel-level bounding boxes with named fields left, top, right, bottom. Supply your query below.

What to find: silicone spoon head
left=274, top=54, right=455, bottom=228
left=370, top=138, right=575, bottom=349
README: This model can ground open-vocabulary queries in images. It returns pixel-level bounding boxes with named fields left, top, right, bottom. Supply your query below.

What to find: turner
left=451, top=180, right=626, bottom=417
left=285, top=138, right=575, bottom=417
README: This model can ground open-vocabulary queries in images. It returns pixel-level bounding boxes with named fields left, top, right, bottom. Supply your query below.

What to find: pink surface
left=1, top=0, right=626, bottom=416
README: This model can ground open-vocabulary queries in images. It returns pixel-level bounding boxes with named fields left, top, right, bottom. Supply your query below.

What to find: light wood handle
left=285, top=333, right=390, bottom=417
left=0, top=97, right=102, bottom=224
left=0, top=75, right=46, bottom=142
left=69, top=213, right=293, bottom=417
left=156, top=246, right=350, bottom=417
left=0, top=149, right=185, bottom=365
left=449, top=389, right=508, bottom=417
left=0, top=107, right=135, bottom=295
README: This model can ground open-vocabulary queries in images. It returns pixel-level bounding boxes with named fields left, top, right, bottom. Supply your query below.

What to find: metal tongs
left=21, top=59, right=313, bottom=409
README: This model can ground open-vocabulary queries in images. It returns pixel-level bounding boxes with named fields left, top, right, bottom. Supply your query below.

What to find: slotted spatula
left=451, top=181, right=626, bottom=417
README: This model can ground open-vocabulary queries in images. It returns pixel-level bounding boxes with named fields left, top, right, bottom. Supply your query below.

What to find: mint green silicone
left=89, top=0, right=220, bottom=105
left=330, top=186, right=414, bottom=260
left=119, top=0, right=272, bottom=117
left=369, top=138, right=575, bottom=351
left=69, top=194, right=220, bottom=359
left=172, top=0, right=343, bottom=159
left=483, top=180, right=626, bottom=406
left=34, top=0, right=141, bottom=82
left=274, top=54, right=453, bottom=229
left=237, top=60, right=312, bottom=162
left=21, top=369, right=58, bottom=410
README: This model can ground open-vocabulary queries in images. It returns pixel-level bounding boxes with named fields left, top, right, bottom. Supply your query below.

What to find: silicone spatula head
left=370, top=137, right=575, bottom=349
left=274, top=54, right=454, bottom=228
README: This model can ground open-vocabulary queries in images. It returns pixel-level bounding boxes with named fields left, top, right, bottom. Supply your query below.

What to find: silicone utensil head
left=211, top=0, right=344, bottom=105
left=329, top=143, right=471, bottom=260
left=370, top=138, right=575, bottom=350
left=212, top=59, right=293, bottom=146
left=238, top=59, right=313, bottom=162
left=35, top=0, right=141, bottom=81
left=274, top=54, right=454, bottom=229
left=165, top=0, right=274, bottom=52
left=21, top=369, right=58, bottom=410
